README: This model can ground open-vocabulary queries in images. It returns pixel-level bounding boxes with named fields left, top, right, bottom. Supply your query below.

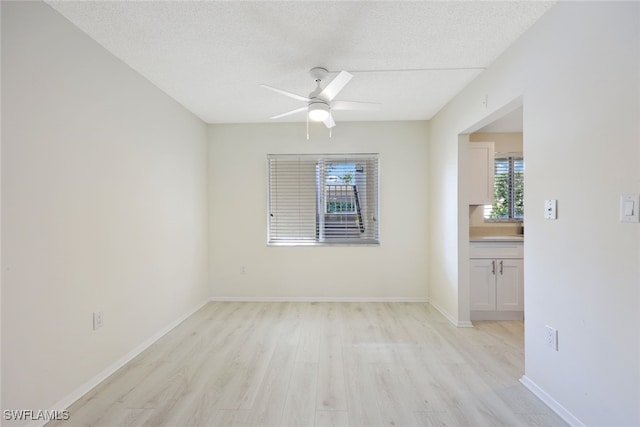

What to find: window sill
left=483, top=219, right=523, bottom=223
left=268, top=240, right=380, bottom=247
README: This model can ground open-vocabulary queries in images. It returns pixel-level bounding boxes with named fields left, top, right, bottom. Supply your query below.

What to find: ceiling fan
left=261, top=67, right=380, bottom=129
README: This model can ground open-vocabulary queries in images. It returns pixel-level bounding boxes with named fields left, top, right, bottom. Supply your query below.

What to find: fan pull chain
left=306, top=114, right=309, bottom=140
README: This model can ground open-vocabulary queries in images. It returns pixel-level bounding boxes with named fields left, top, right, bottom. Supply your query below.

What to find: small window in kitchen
left=484, top=155, right=524, bottom=220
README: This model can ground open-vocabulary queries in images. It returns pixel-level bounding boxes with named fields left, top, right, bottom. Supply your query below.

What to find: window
left=268, top=154, right=379, bottom=245
left=484, top=155, right=524, bottom=220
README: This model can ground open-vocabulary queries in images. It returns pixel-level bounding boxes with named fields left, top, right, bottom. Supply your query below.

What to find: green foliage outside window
left=488, top=157, right=524, bottom=220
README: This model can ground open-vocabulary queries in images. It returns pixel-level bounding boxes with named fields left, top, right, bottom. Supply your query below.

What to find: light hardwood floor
left=48, top=302, right=567, bottom=427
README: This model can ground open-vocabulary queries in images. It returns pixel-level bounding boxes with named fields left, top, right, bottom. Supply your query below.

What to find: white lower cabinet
left=470, top=242, right=524, bottom=320
left=496, top=259, right=524, bottom=311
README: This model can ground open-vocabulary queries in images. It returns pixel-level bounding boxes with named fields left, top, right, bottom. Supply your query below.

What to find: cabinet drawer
left=469, top=242, right=523, bottom=259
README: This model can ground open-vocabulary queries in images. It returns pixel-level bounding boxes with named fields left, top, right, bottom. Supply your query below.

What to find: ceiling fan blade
left=323, top=113, right=336, bottom=129
left=332, top=100, right=381, bottom=111
left=270, top=107, right=307, bottom=120
left=261, top=84, right=310, bottom=102
left=319, top=70, right=353, bottom=101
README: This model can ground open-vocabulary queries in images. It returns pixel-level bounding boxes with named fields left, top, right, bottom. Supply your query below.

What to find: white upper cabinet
left=468, top=142, right=494, bottom=205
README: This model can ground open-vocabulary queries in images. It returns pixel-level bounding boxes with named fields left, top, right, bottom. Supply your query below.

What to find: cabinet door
left=470, top=259, right=496, bottom=311
left=468, top=142, right=495, bottom=205
left=496, top=259, right=524, bottom=311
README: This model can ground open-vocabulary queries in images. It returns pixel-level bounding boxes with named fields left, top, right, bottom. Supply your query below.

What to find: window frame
left=484, top=154, right=524, bottom=222
left=267, top=153, right=380, bottom=246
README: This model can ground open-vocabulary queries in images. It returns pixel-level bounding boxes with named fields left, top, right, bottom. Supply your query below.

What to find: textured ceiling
left=45, top=1, right=555, bottom=125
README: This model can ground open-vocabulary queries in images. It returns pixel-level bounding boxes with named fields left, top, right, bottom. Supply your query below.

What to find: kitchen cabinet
left=469, top=142, right=494, bottom=205
left=470, top=241, right=523, bottom=320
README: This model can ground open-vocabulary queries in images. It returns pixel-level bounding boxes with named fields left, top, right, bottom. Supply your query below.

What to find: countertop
left=470, top=235, right=524, bottom=243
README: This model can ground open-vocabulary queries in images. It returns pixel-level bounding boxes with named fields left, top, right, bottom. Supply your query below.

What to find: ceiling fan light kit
left=261, top=66, right=381, bottom=137
left=308, top=102, right=329, bottom=122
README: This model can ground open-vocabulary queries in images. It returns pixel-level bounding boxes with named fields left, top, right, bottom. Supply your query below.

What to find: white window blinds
left=268, top=154, right=379, bottom=245
left=484, top=155, right=524, bottom=220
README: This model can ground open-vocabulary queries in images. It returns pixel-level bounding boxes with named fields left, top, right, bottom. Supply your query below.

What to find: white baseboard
left=520, top=375, right=586, bottom=427
left=27, top=299, right=209, bottom=427
left=428, top=300, right=474, bottom=328
left=456, top=320, right=474, bottom=328
left=209, top=296, right=428, bottom=303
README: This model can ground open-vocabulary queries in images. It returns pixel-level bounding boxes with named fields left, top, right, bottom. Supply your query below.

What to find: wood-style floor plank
left=315, top=410, right=349, bottom=427
left=47, top=302, right=567, bottom=427
left=280, top=362, right=318, bottom=427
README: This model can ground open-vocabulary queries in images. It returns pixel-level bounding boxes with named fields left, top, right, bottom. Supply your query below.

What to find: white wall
left=429, top=2, right=639, bottom=426
left=208, top=121, right=429, bottom=300
left=427, top=129, right=463, bottom=322
left=1, top=2, right=209, bottom=421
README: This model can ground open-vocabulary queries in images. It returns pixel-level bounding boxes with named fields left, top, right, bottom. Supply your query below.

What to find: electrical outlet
left=93, top=311, right=104, bottom=330
left=544, top=325, right=558, bottom=350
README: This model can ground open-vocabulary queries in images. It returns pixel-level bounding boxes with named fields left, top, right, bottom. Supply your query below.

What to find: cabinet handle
left=491, top=260, right=496, bottom=275
left=500, top=260, right=504, bottom=275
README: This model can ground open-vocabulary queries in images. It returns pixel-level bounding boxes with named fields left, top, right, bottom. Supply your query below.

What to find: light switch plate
left=620, top=194, right=640, bottom=223
left=544, top=199, right=557, bottom=220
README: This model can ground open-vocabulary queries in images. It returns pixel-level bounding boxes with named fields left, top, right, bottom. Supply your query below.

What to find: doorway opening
left=459, top=98, right=524, bottom=325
